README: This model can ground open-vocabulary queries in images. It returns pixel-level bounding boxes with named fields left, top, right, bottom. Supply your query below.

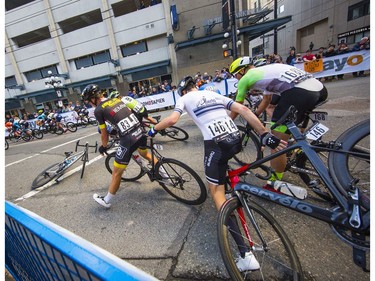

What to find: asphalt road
left=5, top=74, right=370, bottom=281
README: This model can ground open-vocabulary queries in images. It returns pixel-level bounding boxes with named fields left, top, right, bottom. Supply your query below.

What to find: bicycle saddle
left=64, top=152, right=73, bottom=157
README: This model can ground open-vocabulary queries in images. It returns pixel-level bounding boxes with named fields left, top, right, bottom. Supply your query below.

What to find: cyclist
left=81, top=84, right=164, bottom=209
left=148, top=76, right=286, bottom=272
left=229, top=56, right=328, bottom=188
left=53, top=112, right=67, bottom=132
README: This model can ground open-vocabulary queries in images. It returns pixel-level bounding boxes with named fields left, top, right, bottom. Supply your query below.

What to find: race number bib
left=279, top=68, right=312, bottom=84
left=117, top=114, right=140, bottom=134
left=206, top=117, right=238, bottom=141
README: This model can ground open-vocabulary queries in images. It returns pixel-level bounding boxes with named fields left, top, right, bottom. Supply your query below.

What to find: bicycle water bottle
left=133, top=155, right=149, bottom=171
left=268, top=180, right=307, bottom=200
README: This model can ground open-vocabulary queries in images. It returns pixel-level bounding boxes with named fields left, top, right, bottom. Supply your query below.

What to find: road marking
left=5, top=132, right=98, bottom=168
left=14, top=148, right=116, bottom=202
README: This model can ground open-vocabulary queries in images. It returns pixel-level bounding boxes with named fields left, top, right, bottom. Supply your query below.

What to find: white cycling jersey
left=174, top=90, right=238, bottom=140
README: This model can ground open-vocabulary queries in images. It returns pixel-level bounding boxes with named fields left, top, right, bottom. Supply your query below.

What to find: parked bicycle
left=31, top=140, right=98, bottom=189
left=232, top=103, right=370, bottom=201
left=217, top=106, right=370, bottom=280
left=105, top=134, right=206, bottom=205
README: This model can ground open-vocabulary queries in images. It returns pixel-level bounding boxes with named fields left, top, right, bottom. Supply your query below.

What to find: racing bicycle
left=105, top=134, right=206, bottom=205
left=31, top=140, right=98, bottom=189
left=232, top=104, right=370, bottom=202
left=217, top=106, right=370, bottom=280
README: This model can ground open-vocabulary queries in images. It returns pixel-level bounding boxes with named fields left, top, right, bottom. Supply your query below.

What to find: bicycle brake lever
left=254, top=164, right=272, bottom=180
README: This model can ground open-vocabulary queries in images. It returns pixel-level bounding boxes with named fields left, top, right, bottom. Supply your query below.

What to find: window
left=12, top=27, right=51, bottom=48
left=348, top=0, right=370, bottom=21
left=24, top=65, right=58, bottom=82
left=74, top=50, right=111, bottom=69
left=112, top=0, right=138, bottom=17
left=5, top=0, right=35, bottom=11
left=5, top=76, right=17, bottom=88
left=58, top=9, right=102, bottom=34
left=121, top=41, right=148, bottom=57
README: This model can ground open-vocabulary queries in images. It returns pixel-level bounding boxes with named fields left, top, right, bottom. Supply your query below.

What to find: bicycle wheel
left=163, top=126, right=189, bottom=141
left=155, top=158, right=207, bottom=205
left=233, top=126, right=263, bottom=165
left=31, top=163, right=63, bottom=189
left=105, top=152, right=146, bottom=181
left=55, top=127, right=64, bottom=135
left=5, top=139, right=9, bottom=150
left=88, top=117, right=98, bottom=126
left=217, top=196, right=303, bottom=281
left=328, top=119, right=370, bottom=199
left=21, top=132, right=31, bottom=142
left=32, top=129, right=44, bottom=139
left=66, top=122, right=77, bottom=132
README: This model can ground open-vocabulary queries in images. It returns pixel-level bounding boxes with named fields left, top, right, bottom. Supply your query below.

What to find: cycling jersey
left=94, top=98, right=141, bottom=137
left=174, top=90, right=241, bottom=185
left=236, top=63, right=321, bottom=103
left=121, top=96, right=148, bottom=122
left=174, top=90, right=238, bottom=141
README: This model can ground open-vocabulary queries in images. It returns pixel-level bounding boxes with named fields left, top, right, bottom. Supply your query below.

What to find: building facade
left=5, top=0, right=370, bottom=117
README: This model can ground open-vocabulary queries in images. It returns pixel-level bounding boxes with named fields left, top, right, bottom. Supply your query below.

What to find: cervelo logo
left=238, top=183, right=313, bottom=213
left=323, top=53, right=366, bottom=72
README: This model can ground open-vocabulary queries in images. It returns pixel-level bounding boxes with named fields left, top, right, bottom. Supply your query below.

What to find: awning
left=175, top=16, right=292, bottom=51
left=120, top=60, right=170, bottom=75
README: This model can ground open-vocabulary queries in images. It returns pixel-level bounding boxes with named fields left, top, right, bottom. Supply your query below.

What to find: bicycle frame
left=228, top=121, right=369, bottom=233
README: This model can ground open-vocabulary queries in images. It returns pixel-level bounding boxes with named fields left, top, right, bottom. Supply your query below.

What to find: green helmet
left=108, top=90, right=120, bottom=99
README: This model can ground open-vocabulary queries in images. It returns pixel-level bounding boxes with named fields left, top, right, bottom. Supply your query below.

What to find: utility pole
left=230, top=0, right=238, bottom=59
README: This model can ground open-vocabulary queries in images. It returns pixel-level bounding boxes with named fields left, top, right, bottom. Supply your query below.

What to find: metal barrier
left=5, top=201, right=158, bottom=281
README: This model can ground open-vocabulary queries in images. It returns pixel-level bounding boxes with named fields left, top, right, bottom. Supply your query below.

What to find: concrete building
left=5, top=0, right=370, bottom=117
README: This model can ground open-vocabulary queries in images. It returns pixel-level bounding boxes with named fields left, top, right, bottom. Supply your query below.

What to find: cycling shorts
left=271, top=86, right=328, bottom=132
left=204, top=137, right=242, bottom=185
left=114, top=128, right=147, bottom=168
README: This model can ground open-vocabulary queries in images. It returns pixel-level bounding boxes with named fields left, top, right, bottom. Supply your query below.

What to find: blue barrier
left=5, top=201, right=159, bottom=281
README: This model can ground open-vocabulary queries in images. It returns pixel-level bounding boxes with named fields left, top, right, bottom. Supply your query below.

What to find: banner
left=136, top=91, right=180, bottom=111
left=294, top=50, right=370, bottom=78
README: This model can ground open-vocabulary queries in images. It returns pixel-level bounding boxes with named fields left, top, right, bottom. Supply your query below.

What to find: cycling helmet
left=253, top=58, right=267, bottom=67
left=229, top=56, right=253, bottom=75
left=108, top=90, right=120, bottom=99
left=177, top=76, right=195, bottom=95
left=81, top=84, right=100, bottom=101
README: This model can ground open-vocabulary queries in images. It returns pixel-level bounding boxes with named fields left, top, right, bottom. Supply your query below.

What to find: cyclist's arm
left=153, top=111, right=181, bottom=131
left=99, top=127, right=109, bottom=147
left=254, top=94, right=272, bottom=117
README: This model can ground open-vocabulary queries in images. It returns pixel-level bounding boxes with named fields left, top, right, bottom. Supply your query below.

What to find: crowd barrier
left=5, top=201, right=159, bottom=281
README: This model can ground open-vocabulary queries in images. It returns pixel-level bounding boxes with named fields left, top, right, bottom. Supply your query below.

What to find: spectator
left=336, top=42, right=350, bottom=80
left=150, top=86, right=159, bottom=95
left=302, top=49, right=316, bottom=62
left=221, top=68, right=231, bottom=79
left=163, top=80, right=171, bottom=92
left=323, top=44, right=337, bottom=81
left=291, top=53, right=303, bottom=65
left=150, top=0, right=158, bottom=5
left=286, top=48, right=296, bottom=65
left=315, top=47, right=325, bottom=59
left=213, top=69, right=223, bottom=82
left=75, top=101, right=82, bottom=111
left=27, top=112, right=35, bottom=120
left=66, top=101, right=74, bottom=111
left=84, top=99, right=93, bottom=108
left=139, top=1, right=145, bottom=9
left=352, top=37, right=370, bottom=77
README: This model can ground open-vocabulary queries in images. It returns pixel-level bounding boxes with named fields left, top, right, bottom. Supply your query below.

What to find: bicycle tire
left=66, top=122, right=77, bottom=132
left=21, top=132, right=32, bottom=142
left=156, top=158, right=207, bottom=205
left=31, top=163, right=62, bottom=189
left=32, top=129, right=44, bottom=139
left=233, top=126, right=263, bottom=165
left=163, top=126, right=189, bottom=141
left=55, top=127, right=64, bottom=135
left=88, top=117, right=98, bottom=126
left=328, top=119, right=370, bottom=199
left=217, top=196, right=303, bottom=281
left=5, top=139, right=9, bottom=150
left=105, top=152, right=146, bottom=181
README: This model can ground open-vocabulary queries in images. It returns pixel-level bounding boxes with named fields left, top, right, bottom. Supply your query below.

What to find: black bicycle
left=217, top=106, right=370, bottom=280
left=31, top=140, right=98, bottom=189
left=105, top=134, right=206, bottom=205
left=149, top=115, right=189, bottom=141
left=233, top=105, right=370, bottom=201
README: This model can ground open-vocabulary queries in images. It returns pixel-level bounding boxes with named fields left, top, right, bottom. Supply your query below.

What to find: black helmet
left=81, top=84, right=100, bottom=101
left=177, top=76, right=195, bottom=95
